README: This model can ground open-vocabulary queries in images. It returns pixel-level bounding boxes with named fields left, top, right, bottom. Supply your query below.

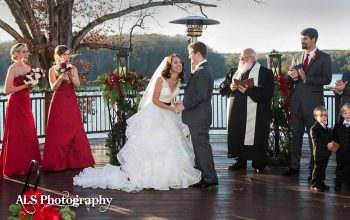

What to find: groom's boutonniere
left=312, top=53, right=319, bottom=60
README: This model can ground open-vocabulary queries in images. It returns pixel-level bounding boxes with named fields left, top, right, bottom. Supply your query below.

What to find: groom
left=182, top=42, right=218, bottom=187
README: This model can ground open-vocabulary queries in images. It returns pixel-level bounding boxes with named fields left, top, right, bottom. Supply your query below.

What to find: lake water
left=0, top=73, right=345, bottom=143
left=0, top=73, right=343, bottom=94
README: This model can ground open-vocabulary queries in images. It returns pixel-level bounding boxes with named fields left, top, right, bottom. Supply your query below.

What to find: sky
left=0, top=0, right=349, bottom=53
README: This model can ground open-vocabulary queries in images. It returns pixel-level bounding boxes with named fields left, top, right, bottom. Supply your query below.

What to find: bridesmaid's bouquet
left=24, top=68, right=45, bottom=87
left=55, top=62, right=73, bottom=83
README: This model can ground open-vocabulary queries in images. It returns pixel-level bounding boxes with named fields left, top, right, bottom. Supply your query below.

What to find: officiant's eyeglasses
left=239, top=55, right=252, bottom=60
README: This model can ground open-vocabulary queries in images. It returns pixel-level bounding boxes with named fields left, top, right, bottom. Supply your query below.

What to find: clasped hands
left=331, top=79, right=346, bottom=93
left=288, top=68, right=306, bottom=81
left=230, top=83, right=248, bottom=93
left=327, top=142, right=333, bottom=151
left=171, top=100, right=184, bottom=113
left=59, top=72, right=72, bottom=81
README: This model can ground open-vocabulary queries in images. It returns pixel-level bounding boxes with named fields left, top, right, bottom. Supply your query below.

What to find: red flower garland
left=102, top=69, right=146, bottom=100
left=274, top=73, right=292, bottom=124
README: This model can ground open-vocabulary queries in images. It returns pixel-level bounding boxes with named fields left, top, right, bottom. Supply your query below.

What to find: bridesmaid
left=0, top=43, right=41, bottom=178
left=42, top=45, right=95, bottom=171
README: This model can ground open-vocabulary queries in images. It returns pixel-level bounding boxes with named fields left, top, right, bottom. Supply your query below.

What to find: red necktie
left=303, top=53, right=310, bottom=70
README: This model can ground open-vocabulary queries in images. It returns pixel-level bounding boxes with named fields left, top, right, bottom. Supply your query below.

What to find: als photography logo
left=16, top=191, right=113, bottom=214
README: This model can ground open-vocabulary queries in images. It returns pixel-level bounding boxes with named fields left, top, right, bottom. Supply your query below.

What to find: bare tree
left=0, top=0, right=217, bottom=70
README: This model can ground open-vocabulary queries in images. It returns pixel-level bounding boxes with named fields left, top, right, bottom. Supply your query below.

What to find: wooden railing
left=0, top=91, right=341, bottom=143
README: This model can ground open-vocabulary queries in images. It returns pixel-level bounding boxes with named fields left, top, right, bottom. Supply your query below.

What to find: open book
left=233, top=78, right=254, bottom=88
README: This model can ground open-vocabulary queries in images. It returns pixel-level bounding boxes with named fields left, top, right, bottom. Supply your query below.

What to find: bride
left=73, top=54, right=201, bottom=192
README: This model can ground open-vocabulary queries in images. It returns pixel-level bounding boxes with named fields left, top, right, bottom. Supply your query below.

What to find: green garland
left=105, top=122, right=123, bottom=166
left=268, top=74, right=293, bottom=166
left=95, top=69, right=148, bottom=165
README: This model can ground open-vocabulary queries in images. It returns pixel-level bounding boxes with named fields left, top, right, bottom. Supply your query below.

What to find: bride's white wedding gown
left=73, top=77, right=201, bottom=192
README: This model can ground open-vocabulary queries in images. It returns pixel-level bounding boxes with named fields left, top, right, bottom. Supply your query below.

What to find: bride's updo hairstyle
left=54, top=45, right=69, bottom=64
left=161, top=54, right=184, bottom=80
left=10, top=43, right=26, bottom=62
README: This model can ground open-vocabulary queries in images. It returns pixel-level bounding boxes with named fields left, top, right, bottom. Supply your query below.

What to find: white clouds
left=1, top=0, right=349, bottom=53
left=142, top=0, right=350, bottom=52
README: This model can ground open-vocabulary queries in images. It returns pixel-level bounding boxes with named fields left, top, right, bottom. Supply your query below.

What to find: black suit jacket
left=333, top=122, right=350, bottom=148
left=310, top=121, right=332, bottom=157
left=182, top=62, right=213, bottom=127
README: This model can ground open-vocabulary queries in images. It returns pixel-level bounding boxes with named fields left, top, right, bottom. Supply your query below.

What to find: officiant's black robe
left=218, top=65, right=274, bottom=166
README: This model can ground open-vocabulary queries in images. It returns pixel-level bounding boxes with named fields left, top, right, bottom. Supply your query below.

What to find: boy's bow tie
left=343, top=121, right=350, bottom=127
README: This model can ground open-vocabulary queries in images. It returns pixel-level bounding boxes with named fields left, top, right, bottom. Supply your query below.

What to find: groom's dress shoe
left=191, top=179, right=206, bottom=188
left=283, top=168, right=299, bottom=176
left=191, top=179, right=218, bottom=188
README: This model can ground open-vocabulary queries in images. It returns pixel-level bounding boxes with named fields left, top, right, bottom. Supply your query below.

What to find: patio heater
left=169, top=16, right=219, bottom=71
left=169, top=15, right=220, bottom=43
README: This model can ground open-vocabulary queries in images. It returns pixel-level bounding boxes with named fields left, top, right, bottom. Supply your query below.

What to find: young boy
left=310, top=106, right=333, bottom=192
left=333, top=103, right=350, bottom=191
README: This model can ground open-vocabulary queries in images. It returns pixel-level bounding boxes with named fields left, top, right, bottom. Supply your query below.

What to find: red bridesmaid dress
left=0, top=75, right=42, bottom=178
left=42, top=78, right=95, bottom=171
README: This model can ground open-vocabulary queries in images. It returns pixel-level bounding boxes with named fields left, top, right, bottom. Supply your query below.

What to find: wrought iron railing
left=0, top=92, right=340, bottom=144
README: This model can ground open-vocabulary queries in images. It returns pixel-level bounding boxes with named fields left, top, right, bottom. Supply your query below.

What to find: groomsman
left=285, top=28, right=332, bottom=177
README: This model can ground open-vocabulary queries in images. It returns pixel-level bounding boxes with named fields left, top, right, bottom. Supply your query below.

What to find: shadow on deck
left=1, top=135, right=350, bottom=219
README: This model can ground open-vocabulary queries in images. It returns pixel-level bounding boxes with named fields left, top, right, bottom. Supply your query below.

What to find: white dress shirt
left=304, top=47, right=317, bottom=64
left=343, top=120, right=350, bottom=127
left=194, top=59, right=207, bottom=72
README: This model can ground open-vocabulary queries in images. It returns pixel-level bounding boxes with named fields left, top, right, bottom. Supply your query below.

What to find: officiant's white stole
left=229, top=62, right=260, bottom=146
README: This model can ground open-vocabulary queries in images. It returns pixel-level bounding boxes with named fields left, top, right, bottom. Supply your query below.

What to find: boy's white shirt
left=343, top=119, right=350, bottom=127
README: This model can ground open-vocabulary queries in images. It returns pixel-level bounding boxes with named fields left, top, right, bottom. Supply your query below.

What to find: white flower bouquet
left=24, top=68, right=45, bottom=87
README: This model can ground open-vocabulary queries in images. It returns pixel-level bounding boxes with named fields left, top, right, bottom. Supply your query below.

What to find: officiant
left=218, top=48, right=274, bottom=173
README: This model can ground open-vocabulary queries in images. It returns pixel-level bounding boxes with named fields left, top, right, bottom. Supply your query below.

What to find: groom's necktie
left=303, top=53, right=310, bottom=70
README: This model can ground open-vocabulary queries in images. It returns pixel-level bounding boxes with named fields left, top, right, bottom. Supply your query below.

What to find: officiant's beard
left=238, top=61, right=253, bottom=74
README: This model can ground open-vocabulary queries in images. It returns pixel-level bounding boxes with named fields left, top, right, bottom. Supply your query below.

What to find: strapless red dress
left=0, top=75, right=41, bottom=178
left=42, top=80, right=95, bottom=171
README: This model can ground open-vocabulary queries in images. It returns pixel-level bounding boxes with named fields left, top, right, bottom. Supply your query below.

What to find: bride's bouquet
left=24, top=68, right=45, bottom=87
left=55, top=62, right=73, bottom=83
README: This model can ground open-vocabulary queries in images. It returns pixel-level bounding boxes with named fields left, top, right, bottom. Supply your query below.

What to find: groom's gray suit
left=182, top=61, right=218, bottom=184
left=289, top=49, right=332, bottom=174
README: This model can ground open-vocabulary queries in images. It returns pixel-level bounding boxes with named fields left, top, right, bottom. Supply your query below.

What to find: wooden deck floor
left=1, top=135, right=350, bottom=219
